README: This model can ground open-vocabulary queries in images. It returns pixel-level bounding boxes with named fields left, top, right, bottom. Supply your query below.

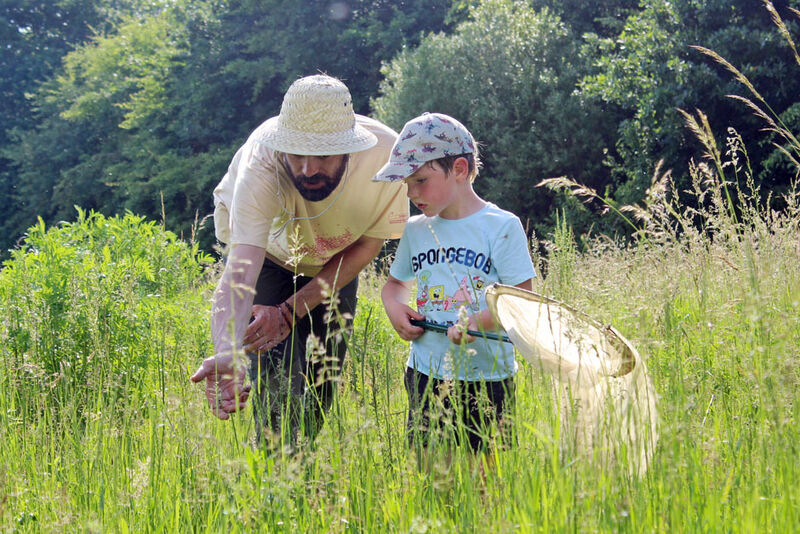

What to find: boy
left=374, top=113, right=535, bottom=453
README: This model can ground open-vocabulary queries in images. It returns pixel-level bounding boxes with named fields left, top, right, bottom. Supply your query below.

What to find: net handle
left=410, top=319, right=511, bottom=343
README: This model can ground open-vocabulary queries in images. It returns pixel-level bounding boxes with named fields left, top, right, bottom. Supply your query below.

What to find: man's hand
left=190, top=355, right=251, bottom=419
left=243, top=304, right=291, bottom=353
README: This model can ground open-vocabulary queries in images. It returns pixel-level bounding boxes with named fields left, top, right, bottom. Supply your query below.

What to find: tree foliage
left=1, top=0, right=799, bottom=255
left=373, top=0, right=613, bottom=237
left=3, top=2, right=196, bottom=250
left=1, top=0, right=455, bottom=255
left=581, top=0, right=800, bottom=206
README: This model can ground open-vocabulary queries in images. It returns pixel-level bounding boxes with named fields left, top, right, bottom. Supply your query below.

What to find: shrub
left=0, top=208, right=214, bottom=421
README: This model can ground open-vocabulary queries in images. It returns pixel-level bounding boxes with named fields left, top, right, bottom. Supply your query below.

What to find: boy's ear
left=452, top=156, right=470, bottom=181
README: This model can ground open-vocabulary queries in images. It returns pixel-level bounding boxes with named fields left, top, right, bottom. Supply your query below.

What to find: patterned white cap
left=373, top=113, right=475, bottom=182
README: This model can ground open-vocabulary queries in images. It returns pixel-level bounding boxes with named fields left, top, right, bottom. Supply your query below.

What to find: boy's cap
left=372, top=112, right=475, bottom=182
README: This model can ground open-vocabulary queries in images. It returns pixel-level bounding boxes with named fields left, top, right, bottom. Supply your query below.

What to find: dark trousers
left=404, top=366, right=515, bottom=452
left=247, top=257, right=358, bottom=449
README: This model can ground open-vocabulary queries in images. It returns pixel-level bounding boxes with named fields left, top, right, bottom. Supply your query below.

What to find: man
left=190, top=75, right=408, bottom=447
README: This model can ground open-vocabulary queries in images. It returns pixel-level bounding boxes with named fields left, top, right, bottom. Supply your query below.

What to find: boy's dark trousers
left=404, top=366, right=515, bottom=452
left=247, top=257, right=358, bottom=449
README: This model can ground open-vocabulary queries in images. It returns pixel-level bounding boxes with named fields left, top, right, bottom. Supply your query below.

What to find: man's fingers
left=205, top=385, right=231, bottom=419
left=211, top=404, right=231, bottom=420
left=243, top=340, right=261, bottom=353
left=218, top=380, right=249, bottom=398
left=244, top=328, right=271, bottom=351
left=217, top=391, right=250, bottom=414
left=190, top=364, right=208, bottom=383
left=245, top=334, right=284, bottom=353
left=190, top=356, right=221, bottom=383
left=242, top=331, right=257, bottom=345
left=192, top=354, right=252, bottom=419
left=206, top=385, right=249, bottom=418
left=220, top=395, right=249, bottom=414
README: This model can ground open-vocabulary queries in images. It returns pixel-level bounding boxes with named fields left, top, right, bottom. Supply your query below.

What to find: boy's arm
left=381, top=275, right=425, bottom=341
left=448, top=278, right=533, bottom=344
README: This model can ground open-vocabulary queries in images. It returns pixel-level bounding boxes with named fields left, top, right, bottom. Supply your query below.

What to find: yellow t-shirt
left=213, top=115, right=408, bottom=276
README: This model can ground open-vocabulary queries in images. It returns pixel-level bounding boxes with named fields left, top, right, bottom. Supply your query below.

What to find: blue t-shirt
left=389, top=203, right=536, bottom=381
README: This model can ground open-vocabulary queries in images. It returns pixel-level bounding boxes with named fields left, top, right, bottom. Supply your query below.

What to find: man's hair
left=431, top=149, right=482, bottom=183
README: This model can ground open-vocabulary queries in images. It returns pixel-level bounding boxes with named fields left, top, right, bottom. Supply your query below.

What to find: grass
left=2, top=7, right=799, bottom=527
left=1, top=155, right=799, bottom=532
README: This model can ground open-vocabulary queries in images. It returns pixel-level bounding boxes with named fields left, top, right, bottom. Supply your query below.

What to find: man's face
left=283, top=154, right=348, bottom=201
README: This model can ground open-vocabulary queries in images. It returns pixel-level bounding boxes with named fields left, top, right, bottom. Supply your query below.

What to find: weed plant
left=0, top=209, right=216, bottom=532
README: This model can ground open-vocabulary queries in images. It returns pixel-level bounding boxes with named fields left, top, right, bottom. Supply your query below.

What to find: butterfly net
left=485, top=284, right=659, bottom=477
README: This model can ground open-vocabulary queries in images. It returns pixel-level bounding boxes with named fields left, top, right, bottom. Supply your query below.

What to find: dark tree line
left=1, top=0, right=798, bottom=256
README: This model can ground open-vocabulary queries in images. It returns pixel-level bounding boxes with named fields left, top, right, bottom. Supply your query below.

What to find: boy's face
left=404, top=160, right=459, bottom=218
left=404, top=158, right=471, bottom=219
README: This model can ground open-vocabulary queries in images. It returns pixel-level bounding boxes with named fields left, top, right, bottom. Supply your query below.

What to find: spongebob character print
left=390, top=203, right=536, bottom=381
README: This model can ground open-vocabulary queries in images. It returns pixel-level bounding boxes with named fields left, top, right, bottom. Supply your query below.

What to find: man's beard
left=285, top=155, right=348, bottom=201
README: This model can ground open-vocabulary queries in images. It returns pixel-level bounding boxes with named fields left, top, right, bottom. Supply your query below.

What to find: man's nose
left=301, top=157, right=320, bottom=177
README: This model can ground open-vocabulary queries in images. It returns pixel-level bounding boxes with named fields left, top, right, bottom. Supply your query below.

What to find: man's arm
left=190, top=244, right=266, bottom=419
left=246, top=235, right=386, bottom=337
left=210, top=244, right=267, bottom=355
left=296, top=234, right=384, bottom=313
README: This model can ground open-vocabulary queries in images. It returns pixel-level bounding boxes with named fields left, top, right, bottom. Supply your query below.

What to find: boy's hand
left=385, top=301, right=425, bottom=341
left=447, top=316, right=477, bottom=344
left=381, top=276, right=425, bottom=341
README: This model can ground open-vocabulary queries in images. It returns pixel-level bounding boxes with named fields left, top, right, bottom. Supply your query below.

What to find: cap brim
left=372, top=161, right=420, bottom=182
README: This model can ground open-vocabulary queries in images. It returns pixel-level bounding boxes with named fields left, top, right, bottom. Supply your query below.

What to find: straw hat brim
left=256, top=116, right=378, bottom=156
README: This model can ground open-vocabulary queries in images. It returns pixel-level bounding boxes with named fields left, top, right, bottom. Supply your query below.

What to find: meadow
left=1, top=118, right=799, bottom=532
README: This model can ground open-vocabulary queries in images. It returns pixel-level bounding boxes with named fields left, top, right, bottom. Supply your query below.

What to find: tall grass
left=2, top=6, right=800, bottom=530
left=2, top=144, right=799, bottom=531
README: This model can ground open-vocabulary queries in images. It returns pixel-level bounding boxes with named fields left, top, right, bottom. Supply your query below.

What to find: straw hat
left=256, top=75, right=377, bottom=156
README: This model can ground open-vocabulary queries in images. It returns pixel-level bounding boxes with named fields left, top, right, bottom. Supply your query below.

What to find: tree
left=581, top=0, right=800, bottom=206
left=0, top=0, right=117, bottom=251
left=0, top=0, right=112, bottom=145
left=2, top=3, right=193, bottom=250
left=373, top=0, right=614, bottom=238
left=2, top=0, right=457, bottom=254
left=529, top=0, right=640, bottom=38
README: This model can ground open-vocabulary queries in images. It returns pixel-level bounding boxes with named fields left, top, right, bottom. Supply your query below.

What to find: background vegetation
left=1, top=126, right=799, bottom=530
left=2, top=0, right=800, bottom=531
left=1, top=0, right=799, bottom=254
